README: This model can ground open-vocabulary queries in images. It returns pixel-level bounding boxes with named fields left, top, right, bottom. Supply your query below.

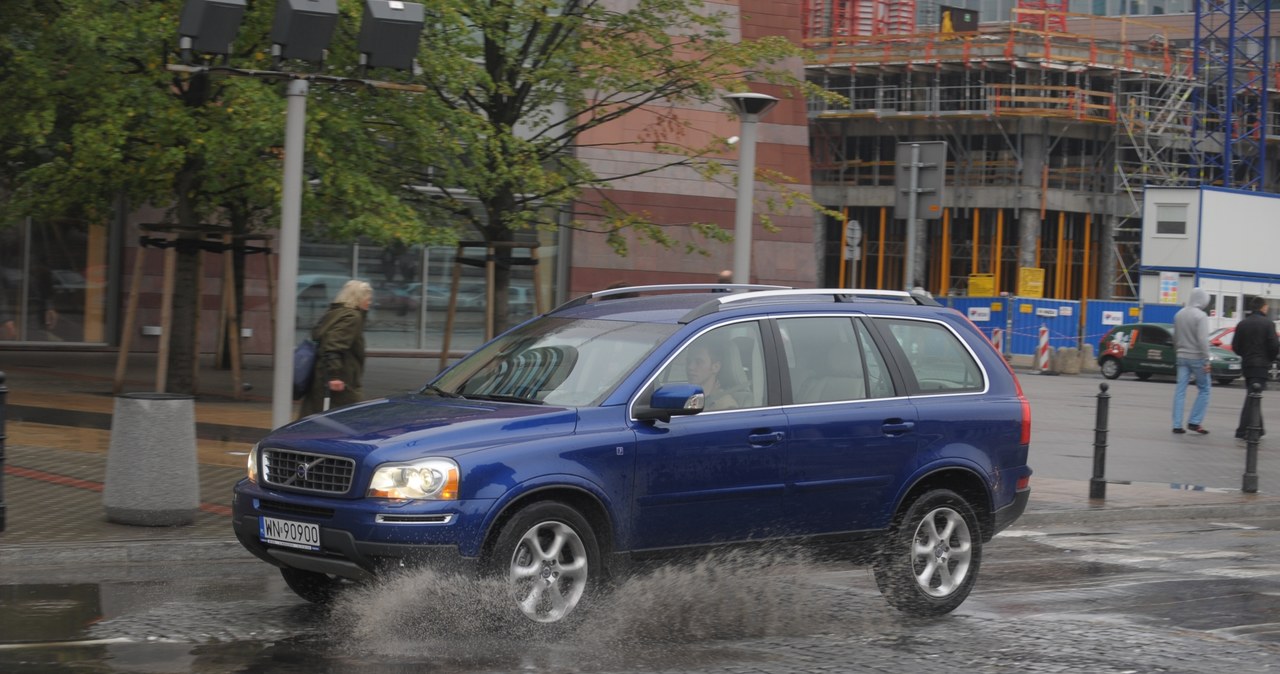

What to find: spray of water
left=326, top=545, right=858, bottom=667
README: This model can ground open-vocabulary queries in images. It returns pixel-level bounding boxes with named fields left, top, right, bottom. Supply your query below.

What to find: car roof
left=550, top=285, right=945, bottom=324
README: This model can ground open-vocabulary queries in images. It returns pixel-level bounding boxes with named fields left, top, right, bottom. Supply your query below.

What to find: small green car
left=1098, top=322, right=1242, bottom=385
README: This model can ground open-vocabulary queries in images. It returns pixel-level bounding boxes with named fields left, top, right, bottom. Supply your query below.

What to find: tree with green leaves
left=1, top=0, right=823, bottom=391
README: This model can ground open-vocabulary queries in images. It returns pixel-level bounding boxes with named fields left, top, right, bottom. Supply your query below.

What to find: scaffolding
left=1194, top=0, right=1271, bottom=190
left=804, top=9, right=1280, bottom=299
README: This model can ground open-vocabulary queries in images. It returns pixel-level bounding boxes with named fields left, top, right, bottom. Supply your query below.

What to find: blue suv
left=233, top=285, right=1032, bottom=622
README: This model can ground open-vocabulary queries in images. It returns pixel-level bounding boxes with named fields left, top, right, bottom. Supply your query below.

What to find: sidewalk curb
left=0, top=538, right=251, bottom=568
left=1013, top=501, right=1280, bottom=527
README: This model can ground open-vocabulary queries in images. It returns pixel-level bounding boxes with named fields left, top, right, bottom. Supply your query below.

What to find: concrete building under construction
left=803, top=3, right=1278, bottom=300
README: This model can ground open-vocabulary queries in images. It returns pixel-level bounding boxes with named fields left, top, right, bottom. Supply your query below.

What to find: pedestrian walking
left=1172, top=287, right=1212, bottom=434
left=299, top=279, right=372, bottom=418
left=1233, top=296, right=1279, bottom=439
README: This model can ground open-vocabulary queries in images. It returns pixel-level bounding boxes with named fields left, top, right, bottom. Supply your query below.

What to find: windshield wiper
left=421, top=384, right=463, bottom=398
left=463, top=393, right=544, bottom=405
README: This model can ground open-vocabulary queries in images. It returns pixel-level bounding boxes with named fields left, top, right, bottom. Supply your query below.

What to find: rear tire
left=873, top=489, right=982, bottom=617
left=1099, top=357, right=1122, bottom=380
left=487, top=501, right=600, bottom=624
left=280, top=567, right=345, bottom=604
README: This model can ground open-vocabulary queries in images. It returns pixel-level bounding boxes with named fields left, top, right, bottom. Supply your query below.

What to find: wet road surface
left=3, top=516, right=1280, bottom=673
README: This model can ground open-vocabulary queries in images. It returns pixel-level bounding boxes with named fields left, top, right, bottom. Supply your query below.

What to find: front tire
left=1099, top=357, right=1122, bottom=380
left=280, top=567, right=345, bottom=604
left=488, top=501, right=599, bottom=624
left=873, top=489, right=982, bottom=617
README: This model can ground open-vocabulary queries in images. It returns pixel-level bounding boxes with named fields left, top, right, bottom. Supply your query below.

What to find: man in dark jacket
left=1233, top=296, right=1280, bottom=439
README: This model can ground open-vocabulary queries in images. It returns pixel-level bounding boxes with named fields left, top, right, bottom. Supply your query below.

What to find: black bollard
left=1090, top=381, right=1110, bottom=500
left=0, top=371, right=6, bottom=532
left=1243, top=381, right=1262, bottom=494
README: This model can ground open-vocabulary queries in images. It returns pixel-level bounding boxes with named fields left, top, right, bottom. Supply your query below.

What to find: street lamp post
left=178, top=0, right=425, bottom=428
left=723, top=93, right=778, bottom=285
left=273, top=78, right=308, bottom=428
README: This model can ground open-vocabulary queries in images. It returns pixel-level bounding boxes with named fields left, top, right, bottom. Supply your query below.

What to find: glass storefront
left=296, top=233, right=558, bottom=354
left=0, top=218, right=559, bottom=354
left=0, top=218, right=110, bottom=345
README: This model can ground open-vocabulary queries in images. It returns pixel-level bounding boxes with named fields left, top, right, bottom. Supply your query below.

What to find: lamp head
left=271, top=0, right=339, bottom=63
left=358, top=0, right=426, bottom=71
left=723, top=92, right=779, bottom=117
left=178, top=0, right=247, bottom=55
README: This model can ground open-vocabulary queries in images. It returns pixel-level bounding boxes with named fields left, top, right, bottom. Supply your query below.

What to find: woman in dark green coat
left=299, top=280, right=372, bottom=418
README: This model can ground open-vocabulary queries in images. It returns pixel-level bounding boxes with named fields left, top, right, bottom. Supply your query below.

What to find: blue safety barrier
left=1140, top=303, right=1180, bottom=324
left=944, top=296, right=1010, bottom=354
left=1083, top=300, right=1141, bottom=352
left=1007, top=297, right=1082, bottom=357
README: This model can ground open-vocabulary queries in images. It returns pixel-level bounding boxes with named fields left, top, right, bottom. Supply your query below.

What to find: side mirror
left=633, top=383, right=705, bottom=422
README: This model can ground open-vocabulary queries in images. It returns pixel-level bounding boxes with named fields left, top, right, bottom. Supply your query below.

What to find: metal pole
left=272, top=78, right=309, bottom=429
left=1243, top=381, right=1262, bottom=493
left=732, top=113, right=760, bottom=285
left=1090, top=382, right=1110, bottom=499
left=904, top=143, right=921, bottom=290
left=0, top=371, right=7, bottom=531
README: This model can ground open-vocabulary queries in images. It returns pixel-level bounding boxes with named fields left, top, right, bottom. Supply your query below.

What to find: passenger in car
left=685, top=338, right=750, bottom=410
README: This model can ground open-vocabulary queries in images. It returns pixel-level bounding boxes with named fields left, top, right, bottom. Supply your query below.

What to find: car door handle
left=747, top=431, right=785, bottom=446
left=881, top=420, right=915, bottom=436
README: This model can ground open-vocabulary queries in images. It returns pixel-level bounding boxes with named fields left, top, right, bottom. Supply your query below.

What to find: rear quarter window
left=875, top=317, right=985, bottom=394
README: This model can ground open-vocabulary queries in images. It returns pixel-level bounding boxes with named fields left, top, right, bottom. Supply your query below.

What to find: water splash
left=326, top=546, right=853, bottom=668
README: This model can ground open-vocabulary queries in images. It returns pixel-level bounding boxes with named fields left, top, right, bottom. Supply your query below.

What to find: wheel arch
left=891, top=467, right=993, bottom=542
left=481, top=484, right=616, bottom=573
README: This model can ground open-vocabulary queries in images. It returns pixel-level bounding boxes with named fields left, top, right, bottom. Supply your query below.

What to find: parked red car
left=1208, top=325, right=1280, bottom=381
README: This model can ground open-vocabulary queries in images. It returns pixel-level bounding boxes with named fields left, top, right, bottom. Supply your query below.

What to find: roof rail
left=553, top=283, right=791, bottom=312
left=679, top=287, right=938, bottom=323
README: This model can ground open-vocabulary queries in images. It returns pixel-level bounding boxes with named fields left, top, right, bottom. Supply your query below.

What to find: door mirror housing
left=634, top=383, right=705, bottom=422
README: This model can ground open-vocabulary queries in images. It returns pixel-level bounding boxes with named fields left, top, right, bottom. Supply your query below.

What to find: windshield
left=430, top=317, right=676, bottom=406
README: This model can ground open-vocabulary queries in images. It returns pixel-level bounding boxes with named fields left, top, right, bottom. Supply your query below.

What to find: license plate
left=1229, top=363, right=1241, bottom=370
left=260, top=516, right=321, bottom=551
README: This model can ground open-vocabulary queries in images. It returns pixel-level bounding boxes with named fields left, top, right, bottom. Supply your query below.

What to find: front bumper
left=232, top=481, right=483, bottom=582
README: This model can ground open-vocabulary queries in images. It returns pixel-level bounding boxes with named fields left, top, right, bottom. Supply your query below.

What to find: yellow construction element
left=1018, top=267, right=1045, bottom=298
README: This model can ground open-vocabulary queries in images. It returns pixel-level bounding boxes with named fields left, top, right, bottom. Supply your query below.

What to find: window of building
left=0, top=218, right=109, bottom=345
left=1155, top=203, right=1188, bottom=235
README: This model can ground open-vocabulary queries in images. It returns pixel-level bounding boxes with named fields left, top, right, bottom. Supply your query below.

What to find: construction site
left=803, top=0, right=1277, bottom=300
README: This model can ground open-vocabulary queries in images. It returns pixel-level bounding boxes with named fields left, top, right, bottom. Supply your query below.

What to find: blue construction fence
left=940, top=297, right=1183, bottom=359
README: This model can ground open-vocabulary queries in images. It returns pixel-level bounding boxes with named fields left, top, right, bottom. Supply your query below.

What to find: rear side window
left=876, top=318, right=984, bottom=394
left=777, top=316, right=896, bottom=403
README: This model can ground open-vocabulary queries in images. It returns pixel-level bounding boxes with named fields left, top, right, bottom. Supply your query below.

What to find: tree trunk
left=164, top=237, right=201, bottom=394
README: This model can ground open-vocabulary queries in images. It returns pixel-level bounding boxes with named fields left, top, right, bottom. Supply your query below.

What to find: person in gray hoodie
left=1172, top=287, right=1213, bottom=434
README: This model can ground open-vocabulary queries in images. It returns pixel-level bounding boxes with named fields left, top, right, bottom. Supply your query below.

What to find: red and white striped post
left=1037, top=325, right=1051, bottom=372
left=991, top=328, right=1004, bottom=355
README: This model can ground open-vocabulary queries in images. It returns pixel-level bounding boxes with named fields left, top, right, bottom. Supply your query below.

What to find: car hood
left=261, top=394, right=579, bottom=462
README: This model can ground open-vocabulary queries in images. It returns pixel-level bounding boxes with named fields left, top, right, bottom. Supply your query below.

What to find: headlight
left=247, top=444, right=259, bottom=483
left=368, top=458, right=459, bottom=500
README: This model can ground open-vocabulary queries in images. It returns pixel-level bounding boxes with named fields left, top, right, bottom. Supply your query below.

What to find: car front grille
left=262, top=448, right=355, bottom=494
left=258, top=499, right=336, bottom=519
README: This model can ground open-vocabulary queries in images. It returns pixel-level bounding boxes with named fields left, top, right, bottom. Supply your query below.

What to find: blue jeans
left=1173, top=357, right=1211, bottom=428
